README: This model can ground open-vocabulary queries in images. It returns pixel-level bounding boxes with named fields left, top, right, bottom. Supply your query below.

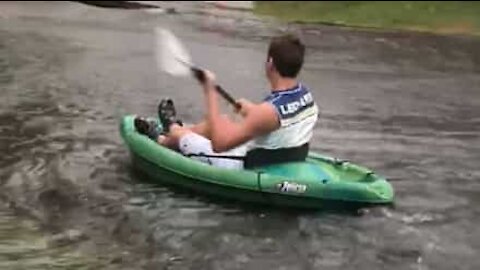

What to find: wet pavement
left=0, top=1, right=479, bottom=269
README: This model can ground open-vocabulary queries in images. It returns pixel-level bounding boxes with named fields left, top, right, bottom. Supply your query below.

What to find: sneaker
left=158, top=98, right=182, bottom=133
left=134, top=117, right=161, bottom=140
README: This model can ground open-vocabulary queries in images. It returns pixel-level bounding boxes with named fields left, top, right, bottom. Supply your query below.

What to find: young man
left=135, top=34, right=318, bottom=169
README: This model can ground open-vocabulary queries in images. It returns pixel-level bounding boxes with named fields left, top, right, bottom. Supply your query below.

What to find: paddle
left=154, top=27, right=241, bottom=110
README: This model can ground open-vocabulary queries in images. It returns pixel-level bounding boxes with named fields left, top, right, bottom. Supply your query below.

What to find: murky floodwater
left=0, top=203, right=104, bottom=269
left=1, top=2, right=479, bottom=269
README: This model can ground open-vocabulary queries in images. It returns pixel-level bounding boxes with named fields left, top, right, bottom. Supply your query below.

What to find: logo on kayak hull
left=277, top=181, right=307, bottom=193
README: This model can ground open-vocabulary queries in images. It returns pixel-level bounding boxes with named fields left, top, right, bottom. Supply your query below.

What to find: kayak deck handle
left=333, top=158, right=349, bottom=166
left=361, top=171, right=376, bottom=182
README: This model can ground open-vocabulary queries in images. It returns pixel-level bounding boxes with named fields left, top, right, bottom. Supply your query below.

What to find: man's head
left=266, top=34, right=305, bottom=80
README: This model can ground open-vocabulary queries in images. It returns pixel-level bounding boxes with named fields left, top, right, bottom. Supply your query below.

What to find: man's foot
left=134, top=117, right=161, bottom=140
left=158, top=98, right=182, bottom=133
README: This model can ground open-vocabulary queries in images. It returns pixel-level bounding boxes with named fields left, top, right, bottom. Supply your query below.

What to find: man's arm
left=201, top=71, right=279, bottom=152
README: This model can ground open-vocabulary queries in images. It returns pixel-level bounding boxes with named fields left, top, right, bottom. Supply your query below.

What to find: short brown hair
left=268, top=34, right=305, bottom=78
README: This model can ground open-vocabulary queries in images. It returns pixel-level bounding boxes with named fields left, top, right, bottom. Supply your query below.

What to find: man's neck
left=270, top=77, right=298, bottom=92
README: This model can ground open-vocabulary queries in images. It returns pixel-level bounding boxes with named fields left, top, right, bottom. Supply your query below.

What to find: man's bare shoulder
left=244, top=101, right=279, bottom=136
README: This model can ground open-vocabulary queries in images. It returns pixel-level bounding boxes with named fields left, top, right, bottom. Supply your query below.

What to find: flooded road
left=0, top=2, right=479, bottom=269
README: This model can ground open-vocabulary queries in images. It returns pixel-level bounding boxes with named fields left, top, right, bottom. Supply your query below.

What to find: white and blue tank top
left=251, top=83, right=318, bottom=150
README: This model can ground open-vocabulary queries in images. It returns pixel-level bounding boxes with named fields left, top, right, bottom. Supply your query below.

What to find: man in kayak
left=135, top=34, right=318, bottom=169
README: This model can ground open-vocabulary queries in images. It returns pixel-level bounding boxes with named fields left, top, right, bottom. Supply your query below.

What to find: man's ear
left=266, top=57, right=274, bottom=70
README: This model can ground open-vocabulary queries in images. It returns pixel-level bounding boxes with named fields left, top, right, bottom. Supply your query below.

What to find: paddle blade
left=154, top=27, right=192, bottom=77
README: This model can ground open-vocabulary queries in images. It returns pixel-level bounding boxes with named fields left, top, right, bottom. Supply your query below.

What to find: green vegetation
left=255, top=1, right=480, bottom=35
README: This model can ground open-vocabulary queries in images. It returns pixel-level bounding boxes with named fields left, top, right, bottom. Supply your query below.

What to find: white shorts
left=178, top=133, right=247, bottom=170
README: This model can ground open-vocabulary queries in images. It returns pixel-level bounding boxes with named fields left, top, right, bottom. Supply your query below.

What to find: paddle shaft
left=191, top=67, right=241, bottom=111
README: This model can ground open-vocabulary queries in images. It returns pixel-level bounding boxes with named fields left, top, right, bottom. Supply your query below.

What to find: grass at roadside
left=254, top=1, right=480, bottom=35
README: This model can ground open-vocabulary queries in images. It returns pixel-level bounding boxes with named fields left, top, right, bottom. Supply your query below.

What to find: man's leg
left=158, top=121, right=245, bottom=169
left=175, top=130, right=245, bottom=169
left=163, top=114, right=231, bottom=143
left=157, top=123, right=190, bottom=149
left=187, top=121, right=210, bottom=138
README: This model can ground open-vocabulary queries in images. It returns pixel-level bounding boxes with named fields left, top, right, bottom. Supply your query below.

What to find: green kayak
left=120, top=115, right=394, bottom=209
